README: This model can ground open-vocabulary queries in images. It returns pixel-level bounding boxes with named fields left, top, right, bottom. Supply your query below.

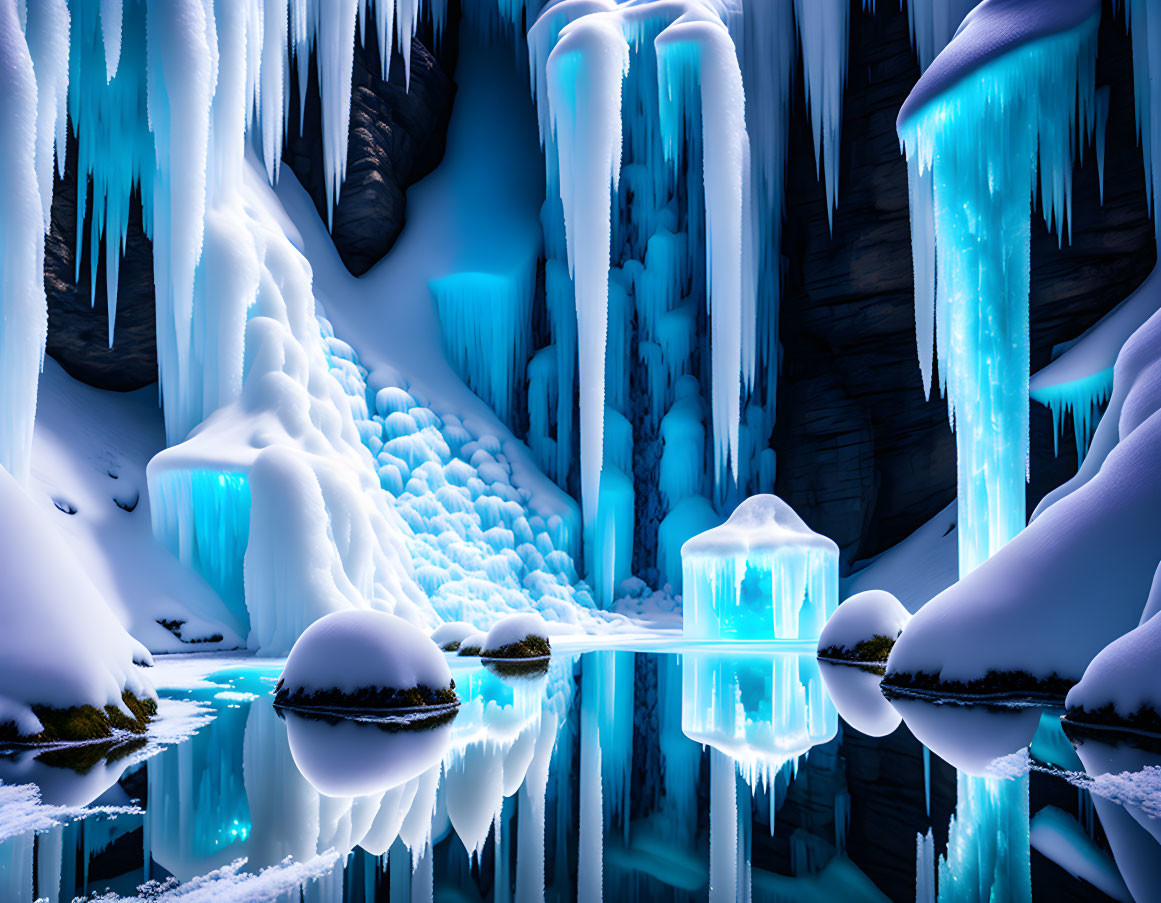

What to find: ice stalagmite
left=898, top=0, right=1100, bottom=573
left=0, top=0, right=51, bottom=483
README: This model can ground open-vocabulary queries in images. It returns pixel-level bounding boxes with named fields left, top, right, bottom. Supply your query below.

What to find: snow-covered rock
left=681, top=494, right=838, bottom=642
left=817, top=590, right=910, bottom=662
left=482, top=613, right=551, bottom=659
left=885, top=305, right=1161, bottom=698
left=431, top=621, right=478, bottom=652
left=274, top=610, right=455, bottom=715
left=0, top=467, right=155, bottom=741
left=456, top=631, right=488, bottom=657
left=1065, top=564, right=1161, bottom=735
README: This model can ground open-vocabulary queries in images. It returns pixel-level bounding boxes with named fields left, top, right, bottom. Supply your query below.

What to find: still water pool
left=0, top=647, right=1158, bottom=901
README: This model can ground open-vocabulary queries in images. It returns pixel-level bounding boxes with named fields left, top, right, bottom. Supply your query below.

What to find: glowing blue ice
left=681, top=495, right=837, bottom=642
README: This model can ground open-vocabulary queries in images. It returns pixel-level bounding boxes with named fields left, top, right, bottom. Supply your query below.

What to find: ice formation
left=817, top=589, right=910, bottom=660
left=898, top=0, right=1100, bottom=573
left=681, top=494, right=838, bottom=642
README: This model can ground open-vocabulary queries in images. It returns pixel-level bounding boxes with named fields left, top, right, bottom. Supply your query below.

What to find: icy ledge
left=883, top=304, right=1161, bottom=699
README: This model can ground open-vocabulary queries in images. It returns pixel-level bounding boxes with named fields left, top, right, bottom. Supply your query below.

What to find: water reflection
left=1, top=649, right=1160, bottom=901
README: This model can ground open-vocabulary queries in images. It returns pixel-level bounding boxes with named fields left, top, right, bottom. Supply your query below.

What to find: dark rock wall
left=45, top=134, right=157, bottom=392
left=282, top=10, right=459, bottom=277
left=775, top=1, right=1155, bottom=569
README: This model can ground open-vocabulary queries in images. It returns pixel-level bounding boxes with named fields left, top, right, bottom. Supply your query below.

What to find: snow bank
left=886, top=306, right=1161, bottom=694
left=275, top=610, right=453, bottom=707
left=0, top=466, right=154, bottom=736
left=682, top=494, right=838, bottom=642
left=817, top=590, right=910, bottom=661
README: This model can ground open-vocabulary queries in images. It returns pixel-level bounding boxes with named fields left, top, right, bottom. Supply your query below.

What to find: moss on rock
left=273, top=680, right=459, bottom=713
left=482, top=635, right=551, bottom=660
left=881, top=668, right=1074, bottom=703
left=818, top=634, right=897, bottom=664
left=0, top=691, right=157, bottom=745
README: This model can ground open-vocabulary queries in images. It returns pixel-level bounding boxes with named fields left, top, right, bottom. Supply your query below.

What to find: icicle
left=545, top=16, right=629, bottom=535
left=374, top=0, right=395, bottom=80
left=906, top=153, right=936, bottom=399
left=656, top=15, right=749, bottom=486
left=316, top=0, right=358, bottom=229
left=260, top=0, right=289, bottom=184
left=915, top=828, right=935, bottom=903
left=0, top=0, right=49, bottom=483
left=905, top=0, right=976, bottom=72
left=794, top=0, right=849, bottom=229
left=1125, top=0, right=1161, bottom=252
left=25, top=0, right=69, bottom=235
left=1094, top=85, right=1109, bottom=204
left=100, top=0, right=121, bottom=79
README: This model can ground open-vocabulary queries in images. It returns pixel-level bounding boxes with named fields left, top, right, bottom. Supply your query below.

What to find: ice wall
left=898, top=0, right=1100, bottom=573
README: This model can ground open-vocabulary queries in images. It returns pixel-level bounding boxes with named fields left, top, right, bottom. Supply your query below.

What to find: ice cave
left=1, top=0, right=1161, bottom=900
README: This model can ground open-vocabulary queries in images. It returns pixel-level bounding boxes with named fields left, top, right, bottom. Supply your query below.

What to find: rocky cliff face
left=282, top=14, right=458, bottom=277
left=776, top=0, right=1155, bottom=569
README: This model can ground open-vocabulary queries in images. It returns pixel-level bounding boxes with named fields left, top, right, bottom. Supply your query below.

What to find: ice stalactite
left=545, top=14, right=629, bottom=537
left=1125, top=0, right=1161, bottom=254
left=899, top=3, right=1100, bottom=574
left=0, top=0, right=52, bottom=484
left=793, top=0, right=848, bottom=230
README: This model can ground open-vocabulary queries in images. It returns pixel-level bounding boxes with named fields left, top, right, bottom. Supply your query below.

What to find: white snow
left=0, top=464, right=154, bottom=731
left=31, top=359, right=244, bottom=652
left=818, top=662, right=902, bottom=738
left=278, top=610, right=452, bottom=698
left=842, top=502, right=957, bottom=613
left=458, top=632, right=487, bottom=655
left=1065, top=591, right=1161, bottom=720
left=891, top=699, right=1040, bottom=777
left=483, top=612, right=550, bottom=654
left=818, top=590, right=910, bottom=658
left=430, top=621, right=478, bottom=649
left=682, top=494, right=838, bottom=641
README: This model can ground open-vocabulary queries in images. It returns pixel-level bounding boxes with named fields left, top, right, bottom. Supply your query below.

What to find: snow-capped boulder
left=274, top=610, right=456, bottom=716
left=482, top=613, right=551, bottom=659
left=431, top=620, right=478, bottom=652
left=681, top=494, right=838, bottom=642
left=457, top=631, right=487, bottom=657
left=817, top=590, right=910, bottom=663
left=1065, top=563, right=1161, bottom=738
left=0, top=467, right=156, bottom=743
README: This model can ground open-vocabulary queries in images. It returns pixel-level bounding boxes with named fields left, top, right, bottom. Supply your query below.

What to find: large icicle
left=898, top=1, right=1100, bottom=573
left=905, top=0, right=978, bottom=72
left=545, top=15, right=629, bottom=534
left=656, top=12, right=750, bottom=486
left=0, top=0, right=50, bottom=483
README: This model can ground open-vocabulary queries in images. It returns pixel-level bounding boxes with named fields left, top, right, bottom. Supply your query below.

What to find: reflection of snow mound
left=891, top=699, right=1038, bottom=777
left=682, top=495, right=838, bottom=641
left=818, top=662, right=900, bottom=738
left=283, top=712, right=453, bottom=798
left=681, top=651, right=836, bottom=780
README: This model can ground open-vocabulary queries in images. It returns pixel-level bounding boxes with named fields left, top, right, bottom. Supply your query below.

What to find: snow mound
left=1065, top=567, right=1161, bottom=729
left=275, top=610, right=453, bottom=709
left=457, top=631, right=487, bottom=657
left=681, top=494, right=838, bottom=642
left=0, top=466, right=154, bottom=736
left=885, top=306, right=1161, bottom=695
left=483, top=613, right=551, bottom=657
left=818, top=590, right=910, bottom=662
left=431, top=621, right=478, bottom=651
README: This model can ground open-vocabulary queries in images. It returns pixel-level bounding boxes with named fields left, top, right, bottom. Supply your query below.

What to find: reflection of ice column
left=938, top=774, right=1030, bottom=903
left=709, top=748, right=752, bottom=903
left=0, top=832, right=33, bottom=901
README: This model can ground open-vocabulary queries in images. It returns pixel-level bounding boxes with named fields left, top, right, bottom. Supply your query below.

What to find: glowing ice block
left=681, top=494, right=838, bottom=642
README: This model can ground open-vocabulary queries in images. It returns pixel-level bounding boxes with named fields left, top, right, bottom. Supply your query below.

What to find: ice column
left=899, top=10, right=1099, bottom=573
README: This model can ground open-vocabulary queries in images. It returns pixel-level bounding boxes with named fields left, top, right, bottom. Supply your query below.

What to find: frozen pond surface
left=0, top=645, right=1158, bottom=902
